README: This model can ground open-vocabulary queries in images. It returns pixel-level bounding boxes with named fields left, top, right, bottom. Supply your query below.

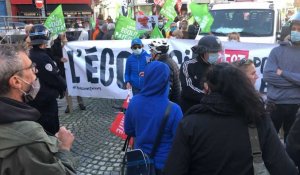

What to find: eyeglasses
left=12, top=62, right=38, bottom=76
left=132, top=45, right=142, bottom=50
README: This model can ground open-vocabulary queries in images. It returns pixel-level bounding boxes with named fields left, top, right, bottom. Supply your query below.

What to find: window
left=201, top=9, right=274, bottom=37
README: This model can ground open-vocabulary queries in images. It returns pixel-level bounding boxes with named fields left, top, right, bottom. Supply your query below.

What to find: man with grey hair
left=0, top=44, right=76, bottom=174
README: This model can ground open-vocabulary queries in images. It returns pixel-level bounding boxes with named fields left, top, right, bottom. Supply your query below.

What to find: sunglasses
left=132, top=45, right=142, bottom=50
left=237, top=58, right=253, bottom=66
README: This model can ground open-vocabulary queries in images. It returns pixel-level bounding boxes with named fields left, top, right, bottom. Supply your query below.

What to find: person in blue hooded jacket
left=125, top=38, right=151, bottom=95
left=124, top=61, right=183, bottom=174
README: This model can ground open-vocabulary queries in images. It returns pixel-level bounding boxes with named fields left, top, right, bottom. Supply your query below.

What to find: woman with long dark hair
left=164, top=63, right=298, bottom=175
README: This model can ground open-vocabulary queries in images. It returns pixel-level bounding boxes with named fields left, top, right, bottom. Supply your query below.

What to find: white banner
left=63, top=39, right=278, bottom=99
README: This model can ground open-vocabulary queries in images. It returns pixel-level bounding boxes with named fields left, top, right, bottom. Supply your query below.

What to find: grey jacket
left=0, top=121, right=76, bottom=175
left=263, top=42, right=300, bottom=104
left=0, top=97, right=76, bottom=175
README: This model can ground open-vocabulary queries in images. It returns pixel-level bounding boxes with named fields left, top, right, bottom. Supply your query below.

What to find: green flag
left=150, top=26, right=163, bottom=39
left=160, top=0, right=177, bottom=22
left=163, top=20, right=172, bottom=33
left=114, top=15, right=145, bottom=40
left=44, top=4, right=66, bottom=35
left=127, top=7, right=133, bottom=18
left=189, top=3, right=214, bottom=33
left=90, top=17, right=95, bottom=29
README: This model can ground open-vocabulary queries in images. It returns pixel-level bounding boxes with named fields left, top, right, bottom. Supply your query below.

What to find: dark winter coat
left=286, top=113, right=300, bottom=169
left=158, top=54, right=181, bottom=104
left=179, top=56, right=210, bottom=113
left=164, top=93, right=298, bottom=175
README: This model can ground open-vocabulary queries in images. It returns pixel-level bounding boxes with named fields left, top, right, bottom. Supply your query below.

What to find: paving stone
left=58, top=98, right=124, bottom=174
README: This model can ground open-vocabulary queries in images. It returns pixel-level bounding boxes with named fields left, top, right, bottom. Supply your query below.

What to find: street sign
left=35, top=0, right=44, bottom=9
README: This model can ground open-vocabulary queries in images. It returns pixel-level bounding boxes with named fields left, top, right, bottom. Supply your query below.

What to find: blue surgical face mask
left=208, top=53, right=219, bottom=64
left=170, top=27, right=177, bottom=32
left=291, top=31, right=300, bottom=42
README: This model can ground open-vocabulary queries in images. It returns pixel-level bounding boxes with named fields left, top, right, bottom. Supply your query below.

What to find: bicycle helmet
left=148, top=40, right=169, bottom=54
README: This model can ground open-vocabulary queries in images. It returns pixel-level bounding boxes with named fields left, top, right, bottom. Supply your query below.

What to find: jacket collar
left=0, top=97, right=40, bottom=124
left=186, top=93, right=237, bottom=116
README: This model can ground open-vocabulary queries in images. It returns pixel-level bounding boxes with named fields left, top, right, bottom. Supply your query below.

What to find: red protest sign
left=224, top=49, right=249, bottom=63
left=110, top=112, right=127, bottom=139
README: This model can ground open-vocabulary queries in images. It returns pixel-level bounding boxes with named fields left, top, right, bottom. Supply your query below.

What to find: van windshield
left=201, top=9, right=274, bottom=37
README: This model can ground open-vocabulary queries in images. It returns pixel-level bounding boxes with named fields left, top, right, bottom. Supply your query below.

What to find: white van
left=195, top=0, right=282, bottom=43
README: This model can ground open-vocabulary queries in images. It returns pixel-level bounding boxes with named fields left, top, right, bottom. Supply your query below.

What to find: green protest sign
left=150, top=26, right=163, bottom=39
left=189, top=3, right=214, bottom=33
left=44, top=4, right=66, bottom=35
left=160, top=0, right=177, bottom=22
left=114, top=15, right=145, bottom=40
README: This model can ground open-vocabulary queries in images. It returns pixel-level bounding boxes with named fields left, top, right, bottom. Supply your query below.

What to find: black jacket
left=51, top=38, right=65, bottom=78
left=286, top=114, right=300, bottom=169
left=158, top=54, right=181, bottom=104
left=29, top=47, right=66, bottom=103
left=164, top=93, right=298, bottom=175
left=179, top=57, right=210, bottom=113
left=187, top=24, right=199, bottom=39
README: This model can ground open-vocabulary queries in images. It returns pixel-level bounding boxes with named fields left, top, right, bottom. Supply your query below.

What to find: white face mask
left=132, top=48, right=143, bottom=55
left=18, top=78, right=40, bottom=103
left=158, top=22, right=164, bottom=28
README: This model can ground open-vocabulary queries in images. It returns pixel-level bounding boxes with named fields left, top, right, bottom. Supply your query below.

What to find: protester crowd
left=0, top=11, right=300, bottom=175
left=90, top=13, right=199, bottom=41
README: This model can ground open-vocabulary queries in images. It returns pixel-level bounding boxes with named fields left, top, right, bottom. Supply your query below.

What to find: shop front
left=10, top=0, right=92, bottom=16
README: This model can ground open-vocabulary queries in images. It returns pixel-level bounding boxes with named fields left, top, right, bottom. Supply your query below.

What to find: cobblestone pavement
left=58, top=97, right=125, bottom=175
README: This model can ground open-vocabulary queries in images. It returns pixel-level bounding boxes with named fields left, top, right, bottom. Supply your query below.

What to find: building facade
left=10, top=0, right=92, bottom=16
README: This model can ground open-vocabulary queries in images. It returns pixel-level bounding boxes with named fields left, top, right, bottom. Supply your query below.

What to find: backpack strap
left=248, top=125, right=263, bottom=163
left=150, top=102, right=173, bottom=158
left=122, top=136, right=131, bottom=152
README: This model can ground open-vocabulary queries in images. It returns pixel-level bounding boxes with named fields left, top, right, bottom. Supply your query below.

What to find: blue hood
left=140, top=61, right=170, bottom=97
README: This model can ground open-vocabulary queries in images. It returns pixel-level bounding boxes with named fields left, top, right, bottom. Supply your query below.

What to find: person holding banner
left=28, top=24, right=67, bottom=135
left=51, top=33, right=86, bottom=113
left=188, top=21, right=199, bottom=39
left=124, top=61, right=183, bottom=175
left=228, top=32, right=240, bottom=42
left=125, top=38, right=151, bottom=95
left=180, top=19, right=189, bottom=39
left=263, top=12, right=300, bottom=142
left=179, top=35, right=222, bottom=113
left=158, top=18, right=166, bottom=38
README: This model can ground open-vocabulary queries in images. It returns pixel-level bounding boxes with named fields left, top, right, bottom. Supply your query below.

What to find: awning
left=47, top=4, right=92, bottom=13
left=17, top=4, right=92, bottom=13
left=18, top=5, right=39, bottom=13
